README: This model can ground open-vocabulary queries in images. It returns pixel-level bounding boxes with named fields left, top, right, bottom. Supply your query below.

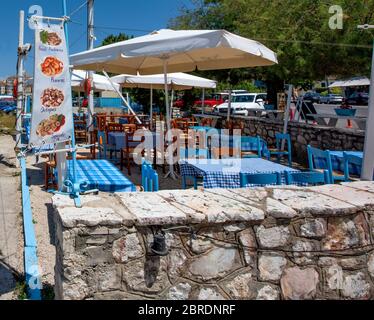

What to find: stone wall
left=53, top=181, right=374, bottom=300
left=219, top=117, right=365, bottom=164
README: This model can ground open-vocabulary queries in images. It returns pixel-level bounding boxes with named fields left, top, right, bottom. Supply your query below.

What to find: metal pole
left=150, top=84, right=153, bottom=130
left=227, top=89, right=232, bottom=122
left=16, top=10, right=25, bottom=163
left=102, top=70, right=142, bottom=124
left=163, top=59, right=176, bottom=179
left=361, top=38, right=374, bottom=180
left=87, top=0, right=95, bottom=132
left=201, top=88, right=205, bottom=115
left=282, top=84, right=293, bottom=150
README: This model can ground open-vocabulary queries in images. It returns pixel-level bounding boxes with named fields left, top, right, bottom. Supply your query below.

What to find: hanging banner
left=29, top=20, right=73, bottom=147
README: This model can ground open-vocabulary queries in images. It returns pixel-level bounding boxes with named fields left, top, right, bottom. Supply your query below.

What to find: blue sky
left=0, top=0, right=194, bottom=78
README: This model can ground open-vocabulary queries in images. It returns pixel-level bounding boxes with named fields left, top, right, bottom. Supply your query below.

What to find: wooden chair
left=201, top=118, right=214, bottom=127
left=241, top=136, right=262, bottom=159
left=74, top=120, right=87, bottom=144
left=106, top=123, right=125, bottom=159
left=343, top=152, right=363, bottom=181
left=142, top=159, right=159, bottom=192
left=307, top=145, right=347, bottom=184
left=97, top=131, right=107, bottom=160
left=240, top=172, right=282, bottom=188
left=285, top=170, right=330, bottom=186
left=211, top=147, right=240, bottom=159
left=44, top=157, right=57, bottom=190
left=120, top=131, right=144, bottom=176
left=269, top=133, right=292, bottom=167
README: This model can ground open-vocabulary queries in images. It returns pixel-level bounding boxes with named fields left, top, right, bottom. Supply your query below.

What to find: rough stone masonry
left=53, top=181, right=374, bottom=300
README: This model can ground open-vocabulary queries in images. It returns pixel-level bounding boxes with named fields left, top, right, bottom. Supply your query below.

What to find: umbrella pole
left=227, top=89, right=232, bottom=122
left=201, top=88, right=205, bottom=115
left=163, top=59, right=177, bottom=180
left=150, top=85, right=153, bottom=130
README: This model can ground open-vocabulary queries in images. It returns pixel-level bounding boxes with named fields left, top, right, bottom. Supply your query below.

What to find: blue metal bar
left=20, top=157, right=42, bottom=300
left=63, top=0, right=81, bottom=207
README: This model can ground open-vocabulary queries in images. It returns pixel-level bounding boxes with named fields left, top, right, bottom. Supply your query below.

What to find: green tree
left=170, top=0, right=374, bottom=103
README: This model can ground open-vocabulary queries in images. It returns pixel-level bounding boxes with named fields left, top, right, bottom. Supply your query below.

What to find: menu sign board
left=29, top=21, right=73, bottom=147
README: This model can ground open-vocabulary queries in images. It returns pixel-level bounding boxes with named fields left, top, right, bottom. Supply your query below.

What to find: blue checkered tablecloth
left=68, top=160, right=136, bottom=192
left=179, top=158, right=299, bottom=189
left=313, top=151, right=363, bottom=176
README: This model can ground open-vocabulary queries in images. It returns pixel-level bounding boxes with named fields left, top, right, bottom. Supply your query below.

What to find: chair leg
left=193, top=177, right=198, bottom=190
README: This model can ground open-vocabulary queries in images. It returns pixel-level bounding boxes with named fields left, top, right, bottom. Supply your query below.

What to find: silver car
left=320, top=94, right=343, bottom=104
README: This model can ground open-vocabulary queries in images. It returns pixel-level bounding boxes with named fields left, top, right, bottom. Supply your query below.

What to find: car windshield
left=232, top=95, right=255, bottom=103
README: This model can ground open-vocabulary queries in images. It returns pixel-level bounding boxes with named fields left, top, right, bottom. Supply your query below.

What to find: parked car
left=303, top=92, right=321, bottom=104
left=193, top=93, right=229, bottom=113
left=319, top=94, right=344, bottom=104
left=215, top=92, right=267, bottom=116
left=345, top=92, right=369, bottom=106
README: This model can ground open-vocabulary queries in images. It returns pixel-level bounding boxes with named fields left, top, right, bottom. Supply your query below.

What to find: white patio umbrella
left=329, top=77, right=371, bottom=88
left=71, top=70, right=120, bottom=92
left=111, top=72, right=217, bottom=127
left=70, top=29, right=278, bottom=178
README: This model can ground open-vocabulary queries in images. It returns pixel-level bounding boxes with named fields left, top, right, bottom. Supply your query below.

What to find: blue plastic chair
left=180, top=148, right=208, bottom=190
left=307, top=145, right=346, bottom=184
left=269, top=133, right=292, bottom=167
left=142, top=159, right=159, bottom=192
left=343, top=152, right=363, bottom=181
left=285, top=170, right=330, bottom=186
left=241, top=136, right=262, bottom=158
left=97, top=131, right=107, bottom=160
left=240, top=172, right=282, bottom=188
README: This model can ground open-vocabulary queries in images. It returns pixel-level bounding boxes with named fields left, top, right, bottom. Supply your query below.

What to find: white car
left=215, top=93, right=267, bottom=116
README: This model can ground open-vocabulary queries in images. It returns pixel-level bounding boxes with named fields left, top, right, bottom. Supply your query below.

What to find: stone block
left=256, top=225, right=290, bottom=249
left=85, top=246, right=113, bottom=266
left=188, top=247, right=242, bottom=281
left=272, top=189, right=357, bottom=216
left=238, top=228, right=257, bottom=266
left=122, top=257, right=170, bottom=294
left=266, top=198, right=297, bottom=219
left=197, top=287, right=226, bottom=300
left=341, top=272, right=371, bottom=300
left=112, top=233, right=144, bottom=263
left=167, top=283, right=192, bottom=300
left=258, top=253, right=287, bottom=282
left=322, top=215, right=369, bottom=250
left=313, top=185, right=374, bottom=208
left=299, top=219, right=326, bottom=239
left=280, top=267, right=319, bottom=300
left=57, top=207, right=124, bottom=228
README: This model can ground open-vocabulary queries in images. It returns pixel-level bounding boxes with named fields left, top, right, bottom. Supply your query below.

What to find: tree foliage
left=170, top=0, right=374, bottom=90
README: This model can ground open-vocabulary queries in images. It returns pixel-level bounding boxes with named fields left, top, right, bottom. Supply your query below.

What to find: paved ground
left=310, top=104, right=368, bottom=130
left=0, top=135, right=23, bottom=300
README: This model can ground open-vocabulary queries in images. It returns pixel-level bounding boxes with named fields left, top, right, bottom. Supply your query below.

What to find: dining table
left=67, top=160, right=136, bottom=192
left=179, top=158, right=299, bottom=189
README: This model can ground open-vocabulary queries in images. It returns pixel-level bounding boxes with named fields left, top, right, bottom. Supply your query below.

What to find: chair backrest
left=240, top=172, right=282, bottom=188
left=201, top=118, right=213, bottom=127
left=241, top=136, right=261, bottom=155
left=97, top=131, right=107, bottom=159
left=307, top=145, right=334, bottom=182
left=275, top=133, right=291, bottom=152
left=123, top=124, right=137, bottom=134
left=285, top=170, right=330, bottom=186
left=343, top=152, right=363, bottom=180
left=142, top=159, right=159, bottom=192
